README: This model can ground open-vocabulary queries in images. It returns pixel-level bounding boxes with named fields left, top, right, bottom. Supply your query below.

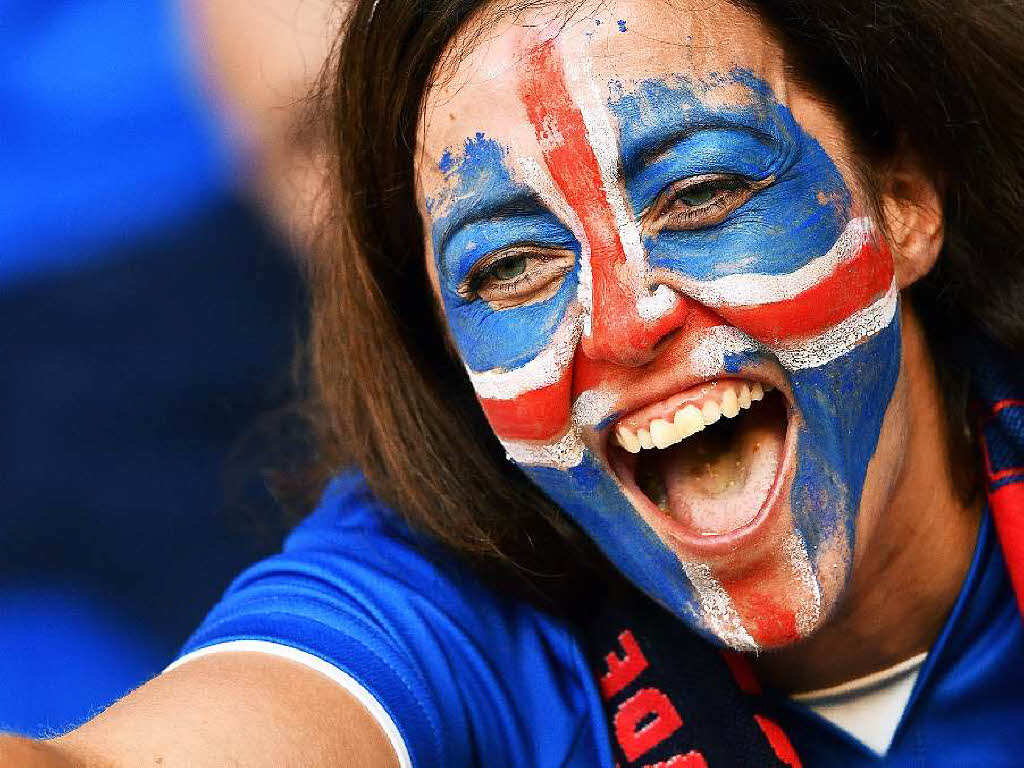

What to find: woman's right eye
left=460, top=247, right=575, bottom=310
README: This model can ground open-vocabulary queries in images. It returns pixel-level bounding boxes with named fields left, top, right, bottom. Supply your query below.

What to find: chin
left=602, top=374, right=822, bottom=649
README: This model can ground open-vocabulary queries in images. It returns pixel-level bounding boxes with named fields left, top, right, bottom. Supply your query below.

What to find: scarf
left=576, top=343, right=1024, bottom=767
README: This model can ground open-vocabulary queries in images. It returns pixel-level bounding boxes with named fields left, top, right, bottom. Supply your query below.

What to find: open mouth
left=608, top=379, right=789, bottom=539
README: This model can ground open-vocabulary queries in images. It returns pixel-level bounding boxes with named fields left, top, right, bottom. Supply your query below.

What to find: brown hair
left=302, top=0, right=1024, bottom=596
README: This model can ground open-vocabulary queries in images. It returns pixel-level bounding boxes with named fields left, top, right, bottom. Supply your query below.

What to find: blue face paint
left=719, top=314, right=902, bottom=553
left=426, top=70, right=900, bottom=649
left=428, top=134, right=581, bottom=372
left=612, top=74, right=850, bottom=280
left=526, top=455, right=707, bottom=629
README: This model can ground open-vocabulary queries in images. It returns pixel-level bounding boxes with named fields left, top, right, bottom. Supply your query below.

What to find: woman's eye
left=488, top=255, right=528, bottom=282
left=647, top=174, right=763, bottom=233
left=676, top=184, right=718, bottom=207
left=460, top=248, right=575, bottom=310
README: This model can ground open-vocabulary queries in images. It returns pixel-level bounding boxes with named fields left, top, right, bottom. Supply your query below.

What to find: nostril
left=653, top=326, right=683, bottom=354
left=636, top=284, right=680, bottom=321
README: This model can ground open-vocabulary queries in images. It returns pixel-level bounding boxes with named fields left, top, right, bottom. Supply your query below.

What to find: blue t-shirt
left=182, top=473, right=1024, bottom=766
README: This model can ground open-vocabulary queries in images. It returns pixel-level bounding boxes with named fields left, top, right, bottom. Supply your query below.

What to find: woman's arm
left=0, top=738, right=75, bottom=767
left=0, top=652, right=398, bottom=767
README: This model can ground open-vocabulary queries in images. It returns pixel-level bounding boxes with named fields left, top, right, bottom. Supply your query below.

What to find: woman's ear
left=879, top=150, right=945, bottom=289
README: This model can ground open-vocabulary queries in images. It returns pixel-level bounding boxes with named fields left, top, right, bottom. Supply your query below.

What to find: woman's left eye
left=488, top=255, right=528, bottom=281
left=646, top=173, right=762, bottom=232
left=459, top=247, right=575, bottom=310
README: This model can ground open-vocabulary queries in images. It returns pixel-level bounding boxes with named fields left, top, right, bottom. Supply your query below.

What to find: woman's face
left=418, top=0, right=908, bottom=650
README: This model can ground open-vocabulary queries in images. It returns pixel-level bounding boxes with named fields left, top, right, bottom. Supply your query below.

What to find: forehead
left=418, top=0, right=790, bottom=199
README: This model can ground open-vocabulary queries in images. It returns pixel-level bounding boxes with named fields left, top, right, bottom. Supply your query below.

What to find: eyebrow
left=433, top=98, right=783, bottom=261
left=433, top=188, right=549, bottom=263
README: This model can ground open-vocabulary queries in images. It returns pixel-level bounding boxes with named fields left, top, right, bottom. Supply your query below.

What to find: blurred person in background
left=0, top=0, right=334, bottom=736
left=190, top=0, right=339, bottom=246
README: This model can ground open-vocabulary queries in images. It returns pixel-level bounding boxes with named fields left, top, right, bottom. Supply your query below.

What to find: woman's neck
left=752, top=308, right=982, bottom=693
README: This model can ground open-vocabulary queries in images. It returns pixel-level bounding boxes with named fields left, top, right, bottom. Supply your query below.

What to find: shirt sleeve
left=175, top=472, right=609, bottom=768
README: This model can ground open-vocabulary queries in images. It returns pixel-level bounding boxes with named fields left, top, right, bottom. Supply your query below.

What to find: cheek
left=847, top=357, right=912, bottom=568
left=448, top=279, right=582, bottom=445
left=443, top=277, right=571, bottom=371
left=721, top=229, right=894, bottom=347
left=476, top=372, right=575, bottom=441
left=785, top=308, right=903, bottom=569
left=647, top=182, right=892, bottom=351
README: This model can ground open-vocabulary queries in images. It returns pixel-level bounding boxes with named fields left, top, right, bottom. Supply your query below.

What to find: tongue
left=657, top=400, right=784, bottom=535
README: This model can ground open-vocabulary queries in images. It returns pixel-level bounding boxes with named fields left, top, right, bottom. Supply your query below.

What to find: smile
left=606, top=378, right=792, bottom=546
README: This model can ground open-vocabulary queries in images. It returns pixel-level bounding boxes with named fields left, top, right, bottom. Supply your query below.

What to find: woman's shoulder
left=284, top=470, right=559, bottom=627
left=179, top=470, right=610, bottom=767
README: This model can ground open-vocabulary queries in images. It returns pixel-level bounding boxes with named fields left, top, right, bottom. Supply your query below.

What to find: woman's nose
left=578, top=252, right=696, bottom=368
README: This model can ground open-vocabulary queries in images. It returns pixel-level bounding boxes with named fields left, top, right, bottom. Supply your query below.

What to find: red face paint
left=720, top=238, right=893, bottom=344
left=517, top=40, right=690, bottom=364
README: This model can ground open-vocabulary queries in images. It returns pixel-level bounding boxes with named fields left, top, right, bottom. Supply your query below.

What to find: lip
left=596, top=367, right=798, bottom=560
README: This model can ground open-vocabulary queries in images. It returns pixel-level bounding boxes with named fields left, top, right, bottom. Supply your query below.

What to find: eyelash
left=478, top=264, right=530, bottom=295
left=672, top=180, right=743, bottom=217
left=464, top=254, right=525, bottom=294
left=459, top=247, right=575, bottom=309
left=647, top=173, right=767, bottom=232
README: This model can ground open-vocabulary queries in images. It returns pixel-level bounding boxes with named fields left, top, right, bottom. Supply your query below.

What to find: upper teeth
left=614, top=381, right=771, bottom=454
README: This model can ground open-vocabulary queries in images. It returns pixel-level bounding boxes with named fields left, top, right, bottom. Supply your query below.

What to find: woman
left=4, top=0, right=1024, bottom=765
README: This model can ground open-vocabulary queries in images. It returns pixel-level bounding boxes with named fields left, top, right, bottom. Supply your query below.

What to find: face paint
left=425, top=25, right=900, bottom=650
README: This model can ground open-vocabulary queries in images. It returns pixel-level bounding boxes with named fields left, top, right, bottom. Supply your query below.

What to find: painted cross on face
left=422, top=9, right=901, bottom=650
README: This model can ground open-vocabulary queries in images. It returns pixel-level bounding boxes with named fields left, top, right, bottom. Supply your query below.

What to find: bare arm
left=0, top=652, right=398, bottom=767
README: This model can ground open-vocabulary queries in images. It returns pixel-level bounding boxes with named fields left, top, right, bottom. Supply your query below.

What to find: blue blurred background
left=0, top=0, right=328, bottom=735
